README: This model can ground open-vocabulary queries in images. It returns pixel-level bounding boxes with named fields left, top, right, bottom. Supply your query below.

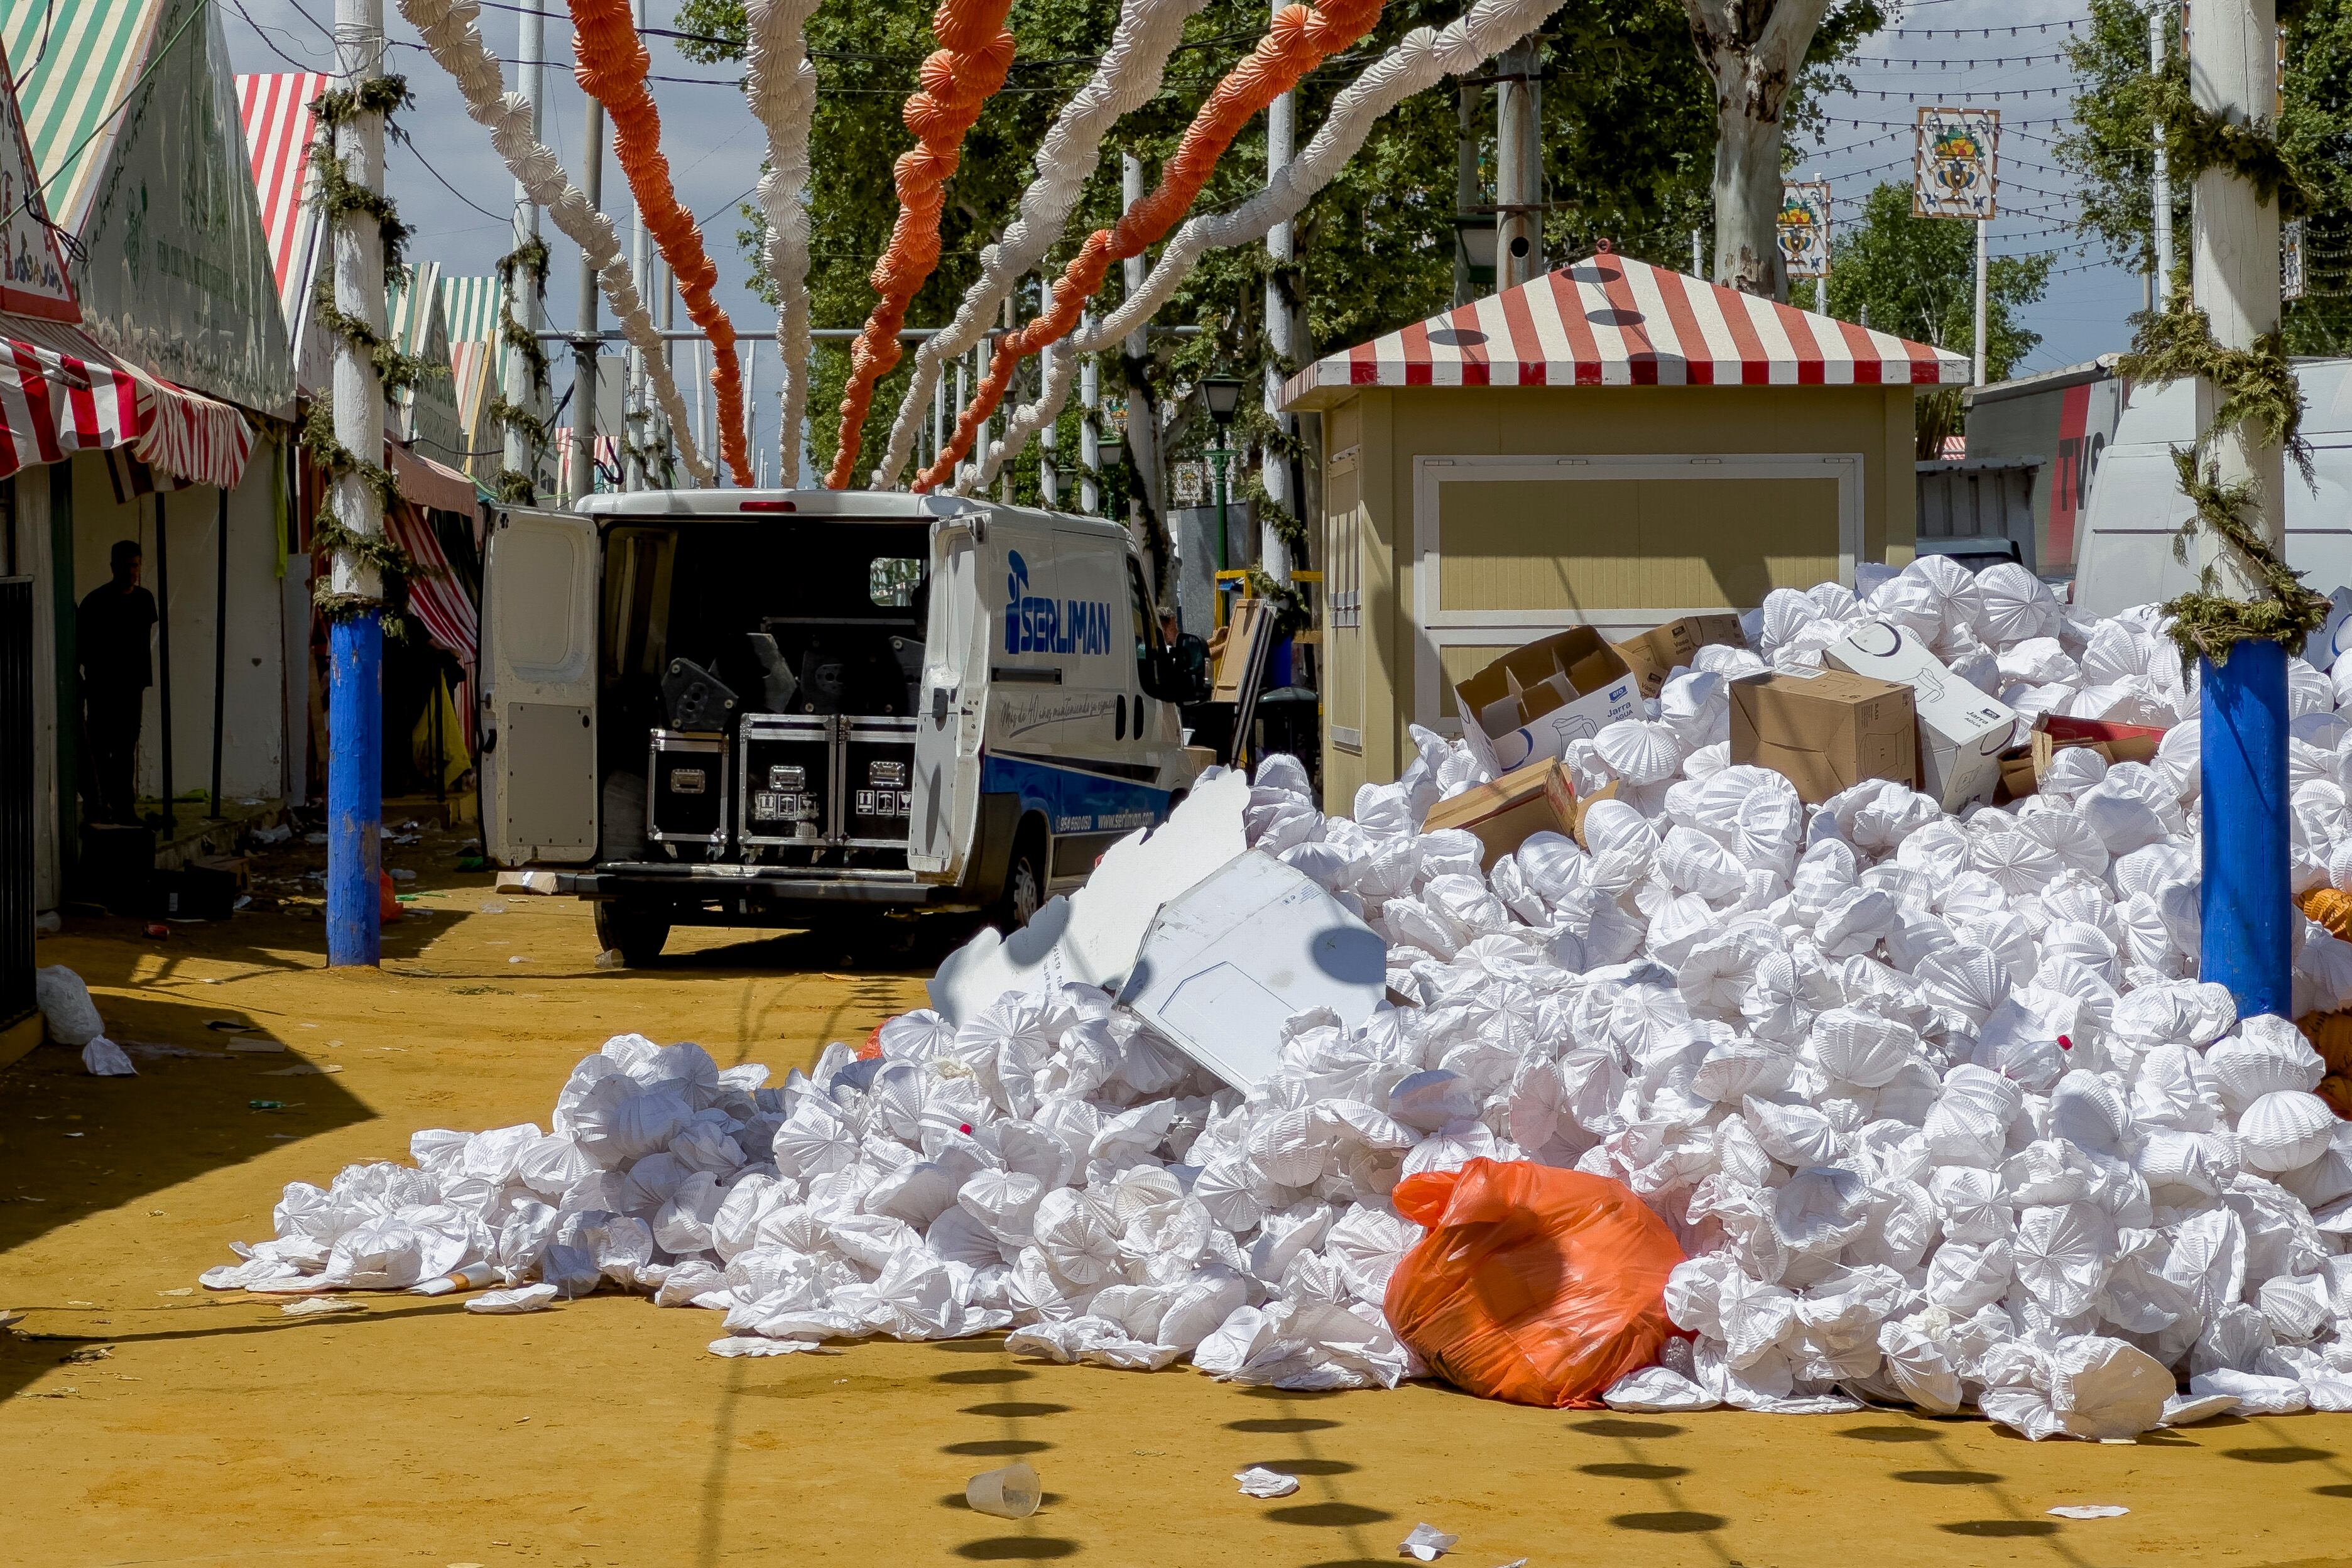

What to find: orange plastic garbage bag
left=1383, top=1158, right=1685, bottom=1408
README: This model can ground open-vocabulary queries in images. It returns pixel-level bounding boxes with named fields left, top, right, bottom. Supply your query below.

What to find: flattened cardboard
left=1454, top=628, right=1641, bottom=775
left=1824, top=619, right=2018, bottom=810
left=1729, top=667, right=1917, bottom=805
left=1614, top=614, right=1747, bottom=700
left=2029, top=714, right=2169, bottom=783
left=1212, top=599, right=1271, bottom=703
left=1118, top=851, right=1389, bottom=1089
left=1421, top=759, right=1590, bottom=868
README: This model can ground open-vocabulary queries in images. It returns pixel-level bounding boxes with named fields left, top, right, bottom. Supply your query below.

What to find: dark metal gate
left=0, top=577, right=33, bottom=1032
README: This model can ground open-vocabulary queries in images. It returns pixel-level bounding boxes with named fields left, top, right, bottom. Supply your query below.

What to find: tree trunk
left=1119, top=349, right=1172, bottom=596
left=1709, top=102, right=1785, bottom=298
left=1681, top=0, right=1834, bottom=301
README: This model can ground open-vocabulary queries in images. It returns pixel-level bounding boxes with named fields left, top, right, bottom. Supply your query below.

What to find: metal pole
left=567, top=99, right=605, bottom=508
left=2151, top=0, right=2175, bottom=298
left=2194, top=0, right=2289, bottom=1018
left=327, top=0, right=386, bottom=966
left=997, top=298, right=1015, bottom=504
left=744, top=337, right=760, bottom=487
left=1079, top=312, right=1100, bottom=515
left=503, top=0, right=544, bottom=496
left=1494, top=39, right=1540, bottom=290
left=1213, top=438, right=1229, bottom=572
left=1973, top=218, right=1988, bottom=388
left=1691, top=227, right=1703, bottom=276
left=1456, top=81, right=1480, bottom=307
left=153, top=493, right=173, bottom=834
left=625, top=0, right=652, bottom=493
left=1262, top=14, right=1295, bottom=582
left=208, top=486, right=227, bottom=820
left=1039, top=337, right=1060, bottom=508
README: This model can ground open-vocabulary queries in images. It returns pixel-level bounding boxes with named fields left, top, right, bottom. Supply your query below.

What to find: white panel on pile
left=1118, top=851, right=1389, bottom=1091
left=927, top=770, right=1250, bottom=1023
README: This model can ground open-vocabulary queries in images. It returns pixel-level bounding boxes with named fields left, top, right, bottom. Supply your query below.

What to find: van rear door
left=908, top=518, right=986, bottom=878
left=481, top=507, right=599, bottom=866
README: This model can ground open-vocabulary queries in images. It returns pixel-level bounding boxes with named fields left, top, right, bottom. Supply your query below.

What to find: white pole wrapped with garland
left=744, top=0, right=823, bottom=489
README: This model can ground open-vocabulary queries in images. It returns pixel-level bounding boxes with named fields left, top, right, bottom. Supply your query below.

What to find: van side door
left=479, top=507, right=600, bottom=866
left=908, top=518, right=986, bottom=878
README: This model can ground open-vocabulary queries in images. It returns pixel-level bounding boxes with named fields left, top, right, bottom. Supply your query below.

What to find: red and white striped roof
left=1283, top=251, right=1969, bottom=406
left=236, top=74, right=329, bottom=320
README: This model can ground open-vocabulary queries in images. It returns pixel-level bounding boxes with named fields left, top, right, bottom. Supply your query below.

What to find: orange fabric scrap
left=912, top=0, right=1383, bottom=493
left=570, top=0, right=754, bottom=487
left=825, top=0, right=1020, bottom=489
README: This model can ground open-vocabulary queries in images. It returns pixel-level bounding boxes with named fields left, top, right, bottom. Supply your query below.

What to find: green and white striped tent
left=1, top=0, right=291, bottom=416
left=439, top=271, right=506, bottom=484
left=388, top=259, right=466, bottom=474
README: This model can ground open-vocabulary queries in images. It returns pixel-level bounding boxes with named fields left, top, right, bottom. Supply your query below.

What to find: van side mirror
left=1141, top=634, right=1211, bottom=704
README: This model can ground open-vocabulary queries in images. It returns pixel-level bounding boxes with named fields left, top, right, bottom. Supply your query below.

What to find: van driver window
left=870, top=557, right=923, bottom=607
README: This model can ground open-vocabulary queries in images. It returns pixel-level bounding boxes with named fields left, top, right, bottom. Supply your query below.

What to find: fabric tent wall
left=441, top=273, right=506, bottom=479
left=11, top=0, right=295, bottom=418
left=235, top=71, right=330, bottom=398
left=66, top=440, right=290, bottom=810
left=390, top=261, right=466, bottom=472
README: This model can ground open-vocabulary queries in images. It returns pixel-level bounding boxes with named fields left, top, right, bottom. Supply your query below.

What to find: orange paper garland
left=570, top=0, right=754, bottom=487
left=913, top=0, right=1383, bottom=493
left=825, top=0, right=1020, bottom=489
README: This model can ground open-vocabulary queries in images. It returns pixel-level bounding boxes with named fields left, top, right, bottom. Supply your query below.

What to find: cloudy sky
left=220, top=0, right=2137, bottom=462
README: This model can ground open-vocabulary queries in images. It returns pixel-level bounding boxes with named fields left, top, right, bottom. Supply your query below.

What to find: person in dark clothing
left=77, top=539, right=157, bottom=825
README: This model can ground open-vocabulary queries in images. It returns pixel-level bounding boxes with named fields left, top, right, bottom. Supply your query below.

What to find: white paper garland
left=869, top=0, right=1207, bottom=490
left=398, top=0, right=714, bottom=481
left=964, top=0, right=1567, bottom=491
left=744, top=0, right=822, bottom=489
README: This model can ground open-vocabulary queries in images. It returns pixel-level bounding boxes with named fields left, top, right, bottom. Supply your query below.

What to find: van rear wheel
left=594, top=900, right=670, bottom=967
left=991, top=825, right=1047, bottom=934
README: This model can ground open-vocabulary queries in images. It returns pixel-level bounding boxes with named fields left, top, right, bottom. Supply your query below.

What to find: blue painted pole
left=327, top=611, right=383, bottom=966
left=2201, top=640, right=2292, bottom=1020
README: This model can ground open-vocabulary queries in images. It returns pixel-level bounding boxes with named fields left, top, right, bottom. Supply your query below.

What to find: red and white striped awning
left=0, top=317, right=254, bottom=491
left=1283, top=251, right=1970, bottom=407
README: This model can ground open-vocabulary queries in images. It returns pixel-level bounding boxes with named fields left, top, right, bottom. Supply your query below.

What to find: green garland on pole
left=489, top=236, right=553, bottom=503
left=300, top=77, right=432, bottom=634
left=2118, top=290, right=2329, bottom=667
left=2147, top=69, right=2313, bottom=218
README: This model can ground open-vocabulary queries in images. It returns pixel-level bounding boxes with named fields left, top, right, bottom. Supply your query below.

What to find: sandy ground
left=8, top=829, right=2352, bottom=1566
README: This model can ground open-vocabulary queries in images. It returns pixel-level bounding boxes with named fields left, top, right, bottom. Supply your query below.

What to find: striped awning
left=0, top=315, right=252, bottom=489
left=440, top=273, right=506, bottom=435
left=1282, top=251, right=1971, bottom=408
left=1, top=0, right=171, bottom=237
left=235, top=72, right=328, bottom=322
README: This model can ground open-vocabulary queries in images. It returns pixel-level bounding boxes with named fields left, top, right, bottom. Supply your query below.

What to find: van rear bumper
left=569, top=863, right=966, bottom=909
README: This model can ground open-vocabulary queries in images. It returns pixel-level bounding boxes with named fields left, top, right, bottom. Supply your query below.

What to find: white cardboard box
left=1117, top=851, right=1389, bottom=1091
left=1825, top=618, right=2017, bottom=810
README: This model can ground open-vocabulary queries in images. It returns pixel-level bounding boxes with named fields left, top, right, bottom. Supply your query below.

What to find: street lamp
left=1200, top=376, right=1244, bottom=572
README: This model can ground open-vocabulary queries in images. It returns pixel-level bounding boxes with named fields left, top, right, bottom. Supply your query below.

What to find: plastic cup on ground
left=965, top=1462, right=1040, bottom=1520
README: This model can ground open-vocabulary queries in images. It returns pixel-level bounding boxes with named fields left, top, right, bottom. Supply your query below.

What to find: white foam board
left=1116, top=851, right=1390, bottom=1091
left=926, top=768, right=1250, bottom=1025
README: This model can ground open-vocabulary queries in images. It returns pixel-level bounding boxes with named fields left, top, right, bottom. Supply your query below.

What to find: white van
left=2072, top=358, right=2352, bottom=618
left=478, top=489, right=1207, bottom=962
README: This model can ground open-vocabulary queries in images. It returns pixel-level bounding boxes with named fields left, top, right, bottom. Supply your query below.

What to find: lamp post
left=1202, top=376, right=1244, bottom=572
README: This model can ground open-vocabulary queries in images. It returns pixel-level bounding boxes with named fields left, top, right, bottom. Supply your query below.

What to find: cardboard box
left=1729, top=668, right=1917, bottom=805
left=1614, top=614, right=1747, bottom=700
left=1454, top=628, right=1642, bottom=776
left=1422, top=760, right=1611, bottom=868
left=1824, top=619, right=2018, bottom=810
left=1997, top=751, right=2040, bottom=802
left=2029, top=714, right=2168, bottom=783
left=1118, top=851, right=1389, bottom=1090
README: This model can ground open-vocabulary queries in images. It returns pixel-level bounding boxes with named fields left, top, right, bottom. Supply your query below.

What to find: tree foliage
left=1797, top=182, right=2050, bottom=456
left=2058, top=0, right=2352, bottom=351
left=673, top=0, right=1882, bottom=552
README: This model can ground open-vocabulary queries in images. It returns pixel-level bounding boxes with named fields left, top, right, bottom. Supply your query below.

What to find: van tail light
left=739, top=499, right=795, bottom=512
